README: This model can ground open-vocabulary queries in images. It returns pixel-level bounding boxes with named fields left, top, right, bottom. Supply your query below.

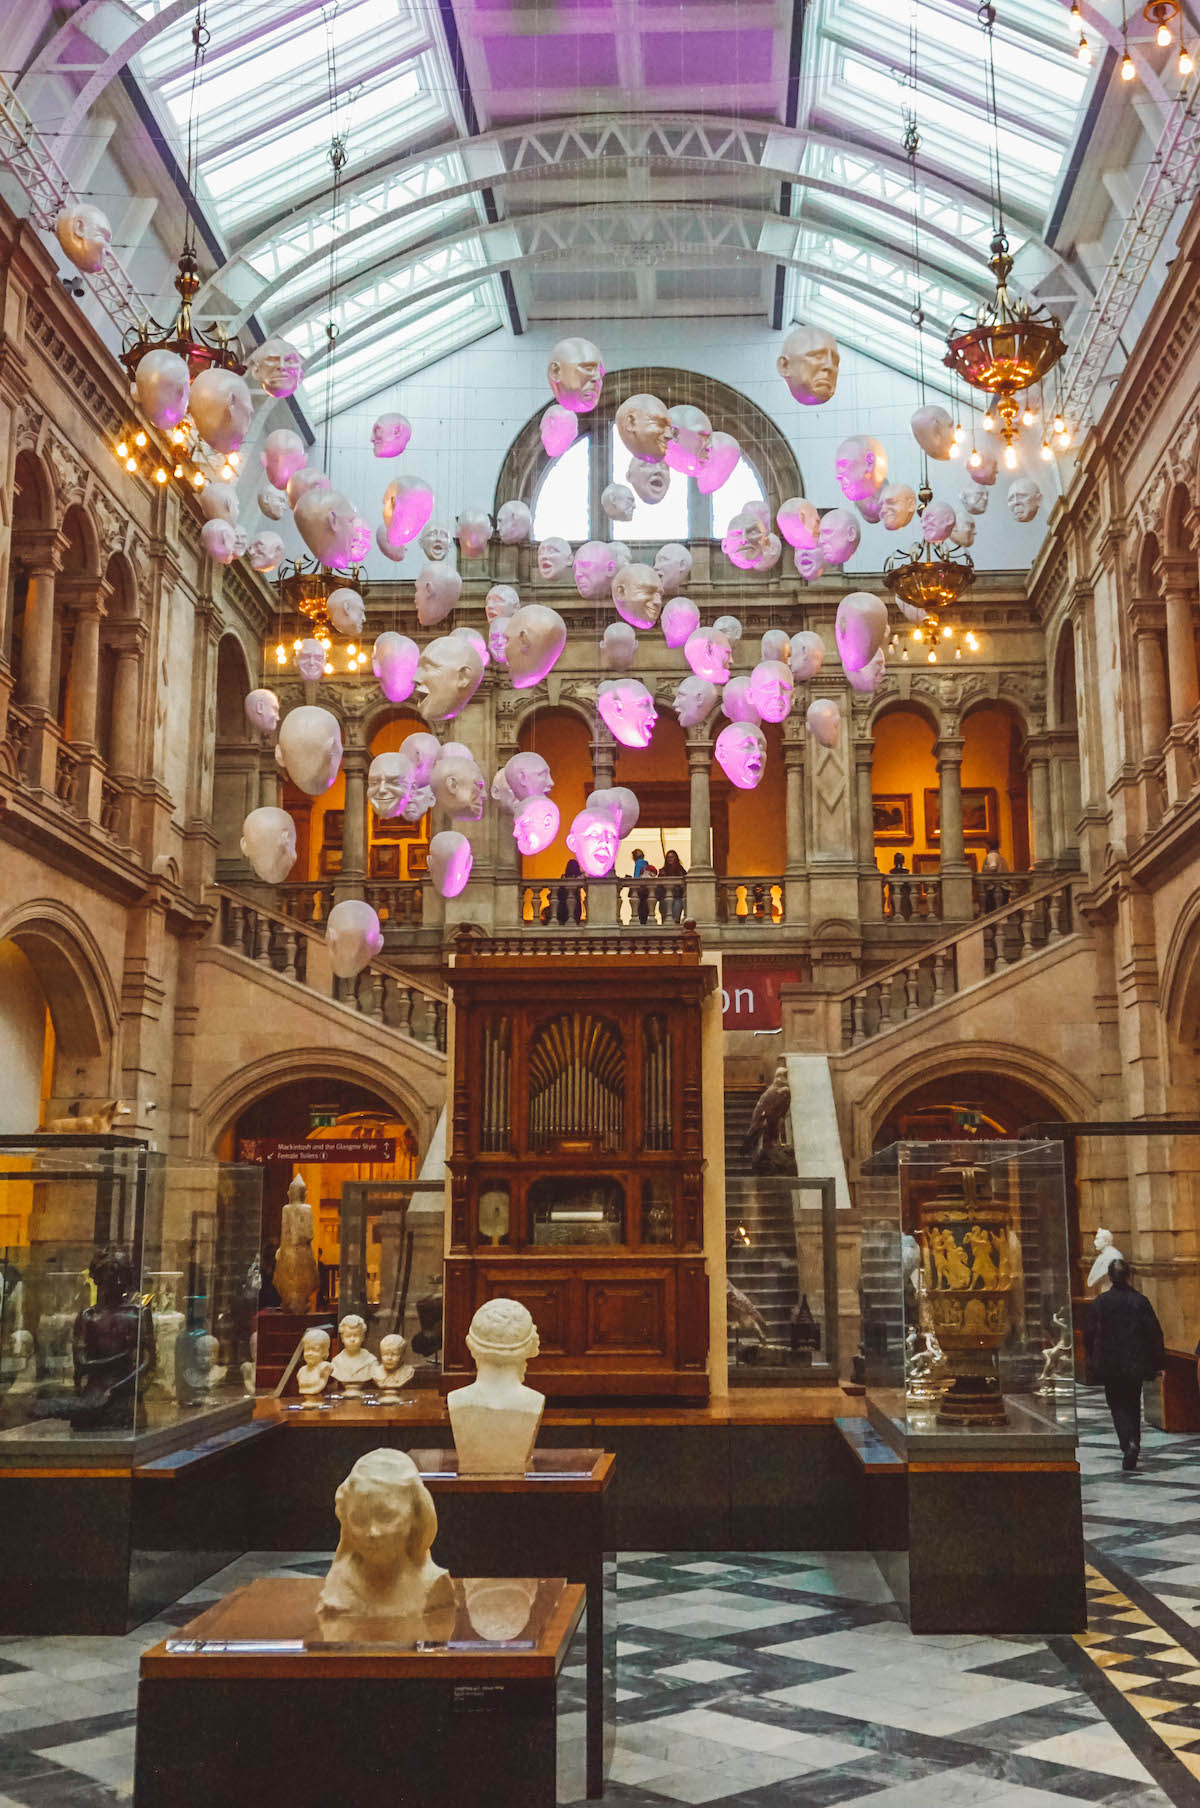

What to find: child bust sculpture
left=317, top=1448, right=454, bottom=1631
left=373, top=1332, right=415, bottom=1394
left=297, top=1327, right=332, bottom=1399
left=331, top=1314, right=377, bottom=1393
left=447, top=1298, right=544, bottom=1476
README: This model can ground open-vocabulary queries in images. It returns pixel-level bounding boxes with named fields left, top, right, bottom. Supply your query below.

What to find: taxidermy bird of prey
left=726, top=1276, right=768, bottom=1343
left=740, top=1061, right=791, bottom=1163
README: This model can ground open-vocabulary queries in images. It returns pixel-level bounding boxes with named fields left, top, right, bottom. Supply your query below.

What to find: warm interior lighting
left=981, top=410, right=995, bottom=431
left=323, top=662, right=334, bottom=675
left=1004, top=444, right=1018, bottom=469
left=1077, top=34, right=1092, bottom=62
left=968, top=448, right=982, bottom=468
left=1181, top=45, right=1194, bottom=72
left=942, top=625, right=952, bottom=639
left=134, top=431, right=147, bottom=447
left=1021, top=405, right=1035, bottom=426
left=1041, top=440, right=1053, bottom=460
left=1121, top=49, right=1136, bottom=78
left=928, top=651, right=937, bottom=663
left=116, top=441, right=128, bottom=458
left=125, top=457, right=137, bottom=472
left=154, top=467, right=168, bottom=484
left=173, top=464, right=184, bottom=478
left=275, top=644, right=286, bottom=664
left=913, top=628, right=924, bottom=642
left=193, top=472, right=205, bottom=487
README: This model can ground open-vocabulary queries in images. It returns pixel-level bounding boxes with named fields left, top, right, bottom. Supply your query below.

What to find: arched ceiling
left=13, top=0, right=1193, bottom=416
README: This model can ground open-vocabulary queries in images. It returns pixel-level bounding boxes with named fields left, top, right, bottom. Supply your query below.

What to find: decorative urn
left=915, top=1163, right=1016, bottom=1426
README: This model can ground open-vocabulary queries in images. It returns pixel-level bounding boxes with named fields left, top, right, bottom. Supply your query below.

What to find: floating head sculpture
left=721, top=676, right=762, bottom=726
left=879, top=483, right=917, bottom=532
left=431, top=751, right=487, bottom=821
left=911, top=404, right=955, bottom=460
left=713, top=614, right=743, bottom=644
left=796, top=546, right=829, bottom=582
left=722, top=505, right=772, bottom=571
left=665, top=404, right=712, bottom=475
left=258, top=484, right=289, bottom=521
left=456, top=509, right=492, bottom=560
left=586, top=786, right=639, bottom=838
left=627, top=459, right=670, bottom=505
left=611, top=562, right=664, bottom=631
left=415, top=636, right=484, bottom=722
left=661, top=596, right=700, bottom=649
left=287, top=467, right=330, bottom=507
left=449, top=625, right=489, bottom=670
left=201, top=518, right=241, bottom=565
left=396, top=732, right=441, bottom=789
left=846, top=647, right=887, bottom=694
left=372, top=413, right=411, bottom=458
left=970, top=447, right=998, bottom=485
left=789, top=630, right=825, bottom=681
left=574, top=540, right=621, bottom=601
left=539, top=404, right=579, bottom=458
left=372, top=632, right=419, bottom=702
left=547, top=336, right=605, bottom=413
left=244, top=688, right=280, bottom=736
left=777, top=496, right=820, bottom=550
left=715, top=721, right=768, bottom=790
left=262, top=429, right=307, bottom=490
left=777, top=324, right=840, bottom=405
left=375, top=524, right=407, bottom=563
left=240, top=806, right=297, bottom=884
left=598, top=678, right=657, bottom=749
left=747, top=659, right=794, bottom=723
left=188, top=368, right=253, bottom=454
left=695, top=431, right=741, bottom=495
left=497, top=499, right=532, bottom=545
left=294, top=487, right=363, bottom=568
left=835, top=591, right=889, bottom=673
left=835, top=435, right=888, bottom=502
left=513, top=796, right=560, bottom=856
left=368, top=751, right=416, bottom=820
left=817, top=509, right=860, bottom=567
left=415, top=562, right=463, bottom=628
left=429, top=831, right=473, bottom=899
left=249, top=533, right=284, bottom=573
left=55, top=202, right=111, bottom=273
left=1007, top=477, right=1043, bottom=523
left=960, top=485, right=989, bottom=517
left=616, top=393, right=670, bottom=462
left=325, top=900, right=383, bottom=978
left=419, top=521, right=453, bottom=563
left=684, top=627, right=733, bottom=685
left=246, top=336, right=303, bottom=398
left=275, top=705, right=343, bottom=795
left=327, top=588, right=365, bottom=637
left=672, top=674, right=719, bottom=728
left=536, top=537, right=572, bottom=582
left=757, top=533, right=783, bottom=572
left=601, top=621, right=638, bottom=671
left=295, top=638, right=328, bottom=682
left=134, top=349, right=190, bottom=429
left=806, top=697, right=841, bottom=747
left=601, top=483, right=635, bottom=523
left=503, top=751, right=553, bottom=803
left=921, top=500, right=957, bottom=543
left=382, top=475, right=434, bottom=548
left=200, top=481, right=239, bottom=524
left=857, top=495, right=884, bottom=526
left=950, top=512, right=976, bottom=548
left=504, top=604, right=566, bottom=689
left=653, top=543, right=692, bottom=596
left=565, top=808, right=619, bottom=877
left=761, top=629, right=791, bottom=665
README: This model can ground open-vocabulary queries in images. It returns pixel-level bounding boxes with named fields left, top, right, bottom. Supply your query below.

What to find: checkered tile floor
left=0, top=1393, right=1195, bottom=1805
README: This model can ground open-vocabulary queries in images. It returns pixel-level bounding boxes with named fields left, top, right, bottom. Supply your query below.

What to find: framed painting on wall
left=407, top=843, right=429, bottom=877
left=913, top=853, right=941, bottom=875
left=923, top=787, right=998, bottom=843
left=371, top=843, right=400, bottom=878
left=872, top=794, right=913, bottom=843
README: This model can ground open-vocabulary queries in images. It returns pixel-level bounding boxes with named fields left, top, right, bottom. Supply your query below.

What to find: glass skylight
left=534, top=438, right=592, bottom=544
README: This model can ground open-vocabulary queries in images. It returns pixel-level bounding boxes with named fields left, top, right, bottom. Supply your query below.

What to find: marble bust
left=1087, top=1227, right=1124, bottom=1290
left=373, top=1332, right=415, bottom=1393
left=447, top=1298, right=545, bottom=1476
left=317, top=1449, right=454, bottom=1627
left=331, top=1314, right=377, bottom=1393
left=297, top=1327, right=331, bottom=1400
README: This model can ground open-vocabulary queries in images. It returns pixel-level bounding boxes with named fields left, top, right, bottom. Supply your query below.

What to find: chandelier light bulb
left=953, top=420, right=965, bottom=442
left=154, top=467, right=167, bottom=484
left=968, top=448, right=982, bottom=468
left=1004, top=443, right=1018, bottom=469
left=116, top=441, right=128, bottom=458
left=955, top=647, right=962, bottom=659
left=928, top=651, right=937, bottom=663
left=324, top=662, right=334, bottom=676
left=1069, top=0, right=1080, bottom=18
left=1157, top=22, right=1172, bottom=44
left=913, top=628, right=924, bottom=643
left=1181, top=45, right=1194, bottom=73
left=981, top=410, right=995, bottom=431
left=942, top=625, right=952, bottom=640
left=275, top=644, right=286, bottom=664
left=125, top=456, right=137, bottom=472
left=1022, top=405, right=1035, bottom=426
left=948, top=439, right=961, bottom=458
left=1121, top=49, right=1135, bottom=78
left=292, top=638, right=301, bottom=650
left=173, top=463, right=183, bottom=478
left=1041, top=439, right=1053, bottom=460
left=1077, top=35, right=1093, bottom=62
left=1052, top=412, right=1065, bottom=434
left=193, top=472, right=205, bottom=487
left=134, top=431, right=147, bottom=447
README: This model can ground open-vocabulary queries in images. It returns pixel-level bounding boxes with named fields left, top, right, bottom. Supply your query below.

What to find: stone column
left=494, top=727, right=521, bottom=928
left=1026, top=737, right=1054, bottom=866
left=589, top=725, right=618, bottom=925
left=935, top=730, right=972, bottom=920
left=1158, top=555, right=1200, bottom=810
left=335, top=743, right=368, bottom=901
left=852, top=726, right=877, bottom=923
left=686, top=734, right=716, bottom=926
left=16, top=535, right=63, bottom=716
left=1133, top=613, right=1169, bottom=759
left=109, top=641, right=143, bottom=777
left=64, top=595, right=105, bottom=749
left=782, top=721, right=808, bottom=927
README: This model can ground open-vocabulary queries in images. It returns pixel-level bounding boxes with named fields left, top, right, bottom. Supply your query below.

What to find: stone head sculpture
left=673, top=674, right=719, bottom=729
left=372, top=631, right=419, bottom=702
left=261, top=428, right=307, bottom=490
left=415, top=562, right=463, bottom=628
left=879, top=483, right=917, bottom=531
left=244, top=688, right=280, bottom=736
left=611, top=562, right=664, bottom=631
left=318, top=1448, right=451, bottom=1624
left=547, top=336, right=605, bottom=413
left=601, top=483, right=635, bottom=523
left=661, top=596, right=700, bottom=649
left=513, top=795, right=560, bottom=856
left=911, top=405, right=955, bottom=460
left=574, top=540, right=621, bottom=601
left=536, top=537, right=572, bottom=583
left=456, top=509, right=492, bottom=560
left=777, top=324, right=840, bottom=405
left=776, top=496, right=820, bottom=550
left=55, top=202, right=111, bottom=273
left=429, top=830, right=474, bottom=898
left=467, top=1297, right=540, bottom=1374
left=372, top=413, right=411, bottom=458
left=665, top=404, right=712, bottom=475
left=382, top=475, right=435, bottom=549
left=715, top=721, right=768, bottom=790
left=817, top=509, right=860, bottom=567
left=415, top=636, right=484, bottom=722
left=835, top=435, right=888, bottom=502
left=696, top=431, right=741, bottom=495
left=835, top=591, right=889, bottom=673
left=598, top=678, right=657, bottom=749
left=497, top=499, right=532, bottom=544
left=601, top=621, right=638, bottom=671
left=747, top=659, right=794, bottom=723
left=505, top=605, right=567, bottom=689
left=586, top=785, right=640, bottom=838
left=616, top=393, right=671, bottom=462
left=566, top=808, right=620, bottom=877
left=246, top=336, right=303, bottom=398
left=539, top=404, right=579, bottom=458
left=684, top=627, right=733, bottom=685
left=653, top=542, right=692, bottom=595
left=789, top=630, right=825, bottom=681
left=1007, top=478, right=1043, bottom=523
left=806, top=697, right=841, bottom=747
left=327, top=587, right=365, bottom=637
left=325, top=900, right=384, bottom=978
left=249, top=532, right=285, bottom=572
left=188, top=367, right=253, bottom=454
left=134, top=349, right=190, bottom=429
left=240, top=806, right=297, bottom=884
left=431, top=751, right=487, bottom=820
left=627, top=459, right=670, bottom=504
left=275, top=706, right=343, bottom=796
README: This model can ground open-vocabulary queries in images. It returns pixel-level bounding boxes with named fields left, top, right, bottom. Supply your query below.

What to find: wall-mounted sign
left=238, top=1138, right=396, bottom=1164
left=721, top=962, right=807, bottom=1030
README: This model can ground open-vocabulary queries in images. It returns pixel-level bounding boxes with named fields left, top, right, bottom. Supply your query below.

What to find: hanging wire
left=903, top=0, right=931, bottom=499
left=320, top=2, right=348, bottom=476
left=182, top=0, right=210, bottom=253
left=977, top=3, right=1006, bottom=247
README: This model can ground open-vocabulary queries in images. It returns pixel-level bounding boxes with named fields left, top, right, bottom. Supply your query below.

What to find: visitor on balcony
left=658, top=849, right=688, bottom=925
left=884, top=852, right=908, bottom=919
left=981, top=839, right=1010, bottom=914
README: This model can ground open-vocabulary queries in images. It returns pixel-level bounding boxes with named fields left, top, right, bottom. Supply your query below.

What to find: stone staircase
left=723, top=1090, right=809, bottom=1381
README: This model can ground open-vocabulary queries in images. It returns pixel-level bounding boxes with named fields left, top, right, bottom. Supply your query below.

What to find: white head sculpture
left=432, top=751, right=487, bottom=820
left=372, top=632, right=419, bottom=702
left=456, top=509, right=492, bottom=560
left=777, top=324, right=840, bottom=405
left=55, top=202, right=111, bottom=273
left=789, top=630, right=825, bottom=681
left=911, top=404, right=955, bottom=460
left=539, top=404, right=579, bottom=458
left=760, top=629, right=791, bottom=665
left=796, top=546, right=829, bottom=582
left=382, top=475, right=434, bottom=548
left=895, top=598, right=929, bottom=625
left=429, top=830, right=474, bottom=899
left=586, top=785, right=639, bottom=838
left=665, top=404, right=713, bottom=475
left=612, top=562, right=664, bottom=631
left=713, top=613, right=744, bottom=645
left=856, top=494, right=884, bottom=526
left=574, top=540, right=621, bottom=601
left=835, top=591, right=889, bottom=673
left=513, top=795, right=561, bottom=856
left=449, top=624, right=489, bottom=671
left=722, top=506, right=772, bottom=571
left=777, top=496, right=820, bottom=550
left=806, top=697, right=841, bottom=748
left=970, top=447, right=999, bottom=486
left=601, top=621, right=638, bottom=671
left=661, top=596, right=701, bottom=649
left=296, top=638, right=328, bottom=682
left=721, top=675, right=762, bottom=726
left=715, top=721, right=767, bottom=790
left=275, top=705, right=343, bottom=795
left=627, top=459, right=670, bottom=505
left=685, top=627, right=733, bottom=685
left=189, top=368, right=253, bottom=454
left=287, top=467, right=330, bottom=506
left=536, top=537, right=572, bottom=582
left=879, top=483, right=917, bottom=532
left=1007, top=478, right=1043, bottom=523
left=846, top=647, right=887, bottom=695
left=506, top=604, right=567, bottom=690
left=566, top=808, right=619, bottom=878
left=757, top=532, right=783, bottom=573
left=696, top=431, right=741, bottom=495
left=485, top=584, right=520, bottom=623
left=258, top=484, right=289, bottom=521
left=601, top=483, right=635, bottom=523
left=835, top=435, right=888, bottom=502
left=503, top=751, right=554, bottom=804
left=547, top=336, right=605, bottom=413
left=415, top=562, right=463, bottom=628
left=396, top=732, right=441, bottom=789
left=247, top=337, right=303, bottom=399
left=616, top=393, right=671, bottom=462
left=950, top=512, right=976, bottom=548
left=317, top=1448, right=451, bottom=1628
left=419, top=521, right=453, bottom=563
left=200, top=481, right=240, bottom=525
left=294, top=487, right=363, bottom=568
left=598, top=678, right=657, bottom=749
left=921, top=500, right=958, bottom=543
left=653, top=543, right=693, bottom=596
left=245, top=688, right=281, bottom=736
left=368, top=752, right=416, bottom=821
left=497, top=499, right=532, bottom=545
left=415, top=636, right=484, bottom=722
left=240, top=806, right=297, bottom=883
left=133, top=349, right=191, bottom=429
left=818, top=509, right=860, bottom=567
left=326, top=900, right=383, bottom=978
left=748, top=659, right=794, bottom=723
left=327, top=587, right=365, bottom=637
left=201, top=518, right=241, bottom=565
left=961, top=485, right=989, bottom=517
left=375, top=524, right=407, bottom=563
left=261, top=429, right=307, bottom=490
left=673, top=674, right=719, bottom=729
left=371, top=413, right=411, bottom=458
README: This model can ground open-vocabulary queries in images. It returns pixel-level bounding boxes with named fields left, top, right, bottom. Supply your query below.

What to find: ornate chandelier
left=883, top=535, right=976, bottom=618
left=273, top=560, right=369, bottom=675
left=119, top=244, right=244, bottom=385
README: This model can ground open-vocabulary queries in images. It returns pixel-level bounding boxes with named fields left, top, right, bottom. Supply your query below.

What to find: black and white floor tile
left=0, top=1395, right=1198, bottom=1805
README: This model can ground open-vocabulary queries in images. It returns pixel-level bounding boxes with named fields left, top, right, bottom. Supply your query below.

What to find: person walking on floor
left=1084, top=1259, right=1165, bottom=1470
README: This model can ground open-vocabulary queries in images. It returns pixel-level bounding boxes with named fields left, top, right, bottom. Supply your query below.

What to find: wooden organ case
left=443, top=928, right=716, bottom=1400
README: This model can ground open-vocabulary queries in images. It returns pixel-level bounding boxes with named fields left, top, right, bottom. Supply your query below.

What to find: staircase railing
left=837, top=873, right=1085, bottom=1051
left=209, top=885, right=447, bottom=1053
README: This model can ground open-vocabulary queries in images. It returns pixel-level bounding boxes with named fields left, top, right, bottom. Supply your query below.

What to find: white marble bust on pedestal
left=317, top=1449, right=454, bottom=1630
left=1087, top=1227, right=1124, bottom=1291
left=330, top=1314, right=377, bottom=1393
left=373, top=1332, right=415, bottom=1394
left=448, top=1298, right=544, bottom=1476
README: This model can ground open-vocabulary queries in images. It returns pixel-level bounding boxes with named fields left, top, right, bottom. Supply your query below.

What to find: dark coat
left=1084, top=1284, right=1165, bottom=1384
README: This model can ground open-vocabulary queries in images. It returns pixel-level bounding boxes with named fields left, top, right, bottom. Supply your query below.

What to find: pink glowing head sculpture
left=835, top=435, right=888, bottom=503
left=540, top=405, right=579, bottom=459
left=249, top=532, right=285, bottom=573
left=547, top=337, right=605, bottom=414
left=777, top=496, right=820, bottom=550
left=372, top=414, right=412, bottom=458
left=287, top=467, right=330, bottom=507
left=661, top=596, right=701, bottom=648
left=684, top=628, right=733, bottom=685
left=696, top=432, right=741, bottom=496
left=747, top=659, right=794, bottom=723
left=375, top=524, right=407, bottom=564
left=504, top=752, right=554, bottom=805
left=817, top=509, right=860, bottom=567
left=722, top=505, right=772, bottom=571
left=372, top=633, right=420, bottom=702
left=612, top=563, right=664, bottom=631
left=325, top=901, right=384, bottom=979
left=846, top=648, right=886, bottom=695
left=789, top=631, right=825, bottom=681
left=665, top=404, right=712, bottom=476
left=586, top=786, right=640, bottom=838
left=429, top=831, right=474, bottom=899
left=247, top=337, right=303, bottom=399
left=513, top=796, right=561, bottom=856
left=134, top=350, right=191, bottom=429
left=457, top=509, right=492, bottom=560
left=857, top=495, right=884, bottom=526
left=397, top=733, right=441, bottom=789
left=505, top=605, right=567, bottom=689
left=200, top=481, right=239, bottom=524
left=796, top=546, right=829, bottom=582
left=201, top=518, right=242, bottom=565
left=432, top=751, right=487, bottom=821
left=806, top=698, right=841, bottom=748
left=835, top=591, right=889, bottom=673
left=566, top=809, right=619, bottom=878
left=260, top=429, right=306, bottom=490
left=715, top=722, right=767, bottom=791
left=189, top=368, right=253, bottom=454
left=970, top=447, right=998, bottom=486
left=598, top=678, right=657, bottom=749
left=382, top=475, right=435, bottom=548
left=721, top=676, right=762, bottom=726
left=244, top=689, right=280, bottom=735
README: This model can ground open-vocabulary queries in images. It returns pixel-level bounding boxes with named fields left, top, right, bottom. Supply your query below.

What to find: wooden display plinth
left=134, top=1576, right=584, bottom=1807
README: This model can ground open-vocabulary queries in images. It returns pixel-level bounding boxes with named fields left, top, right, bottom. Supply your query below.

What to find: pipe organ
left=443, top=927, right=716, bottom=1399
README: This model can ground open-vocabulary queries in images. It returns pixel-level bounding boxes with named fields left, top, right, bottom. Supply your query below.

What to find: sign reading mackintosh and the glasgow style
left=237, top=1138, right=397, bottom=1165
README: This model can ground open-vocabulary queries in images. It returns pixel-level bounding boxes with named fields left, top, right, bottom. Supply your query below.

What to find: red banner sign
left=238, top=1138, right=397, bottom=1164
left=721, top=963, right=807, bottom=1030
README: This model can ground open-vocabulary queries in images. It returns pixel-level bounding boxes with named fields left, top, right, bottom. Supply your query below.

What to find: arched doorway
left=961, top=701, right=1030, bottom=872
left=213, top=633, right=258, bottom=868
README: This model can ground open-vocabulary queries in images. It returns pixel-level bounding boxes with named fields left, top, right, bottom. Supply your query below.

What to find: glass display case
left=725, top=1176, right=839, bottom=1384
left=0, top=1138, right=262, bottom=1450
left=857, top=1139, right=1076, bottom=1455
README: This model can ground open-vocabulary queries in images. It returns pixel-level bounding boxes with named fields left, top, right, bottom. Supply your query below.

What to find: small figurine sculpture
left=317, top=1449, right=454, bottom=1629
left=740, top=1061, right=791, bottom=1168
left=242, top=1330, right=258, bottom=1397
left=448, top=1298, right=545, bottom=1476
left=905, top=1325, right=948, bottom=1403
left=1035, top=1309, right=1074, bottom=1396
left=331, top=1314, right=377, bottom=1394
left=297, top=1327, right=332, bottom=1399
left=777, top=324, right=840, bottom=405
left=177, top=1330, right=226, bottom=1400
left=373, top=1332, right=415, bottom=1394
left=70, top=1245, right=156, bottom=1429
left=1087, top=1227, right=1124, bottom=1290
left=274, top=1174, right=318, bottom=1314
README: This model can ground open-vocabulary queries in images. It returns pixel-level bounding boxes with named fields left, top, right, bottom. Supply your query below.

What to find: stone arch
left=870, top=694, right=941, bottom=737
left=216, top=631, right=254, bottom=742
left=1164, top=480, right=1194, bottom=560
left=12, top=447, right=54, bottom=530
left=60, top=501, right=102, bottom=580
left=1050, top=619, right=1078, bottom=730
left=1160, top=892, right=1200, bottom=1057
left=197, top=1047, right=437, bottom=1157
left=0, top=900, right=121, bottom=1099
left=857, top=1040, right=1097, bottom=1157
left=104, top=550, right=138, bottom=617
left=1135, top=528, right=1162, bottom=601
left=513, top=696, right=595, bottom=742
left=361, top=699, right=426, bottom=750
